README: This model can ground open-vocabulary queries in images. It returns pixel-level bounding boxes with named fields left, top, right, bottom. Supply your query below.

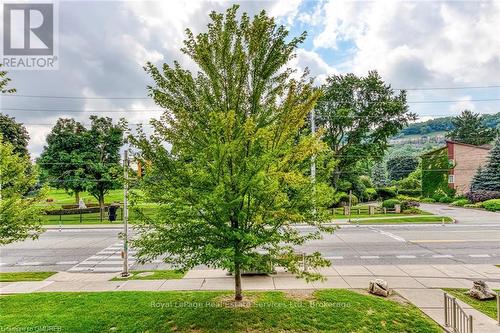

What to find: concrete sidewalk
left=1, top=264, right=499, bottom=294
left=397, top=288, right=500, bottom=333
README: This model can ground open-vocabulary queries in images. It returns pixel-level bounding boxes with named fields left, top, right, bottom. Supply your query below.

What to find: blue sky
left=1, top=0, right=500, bottom=156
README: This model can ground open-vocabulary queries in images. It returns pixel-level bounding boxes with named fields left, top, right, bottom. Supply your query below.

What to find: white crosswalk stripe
left=68, top=242, right=136, bottom=273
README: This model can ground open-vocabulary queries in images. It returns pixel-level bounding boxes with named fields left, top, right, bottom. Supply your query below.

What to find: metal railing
left=444, top=292, right=473, bottom=333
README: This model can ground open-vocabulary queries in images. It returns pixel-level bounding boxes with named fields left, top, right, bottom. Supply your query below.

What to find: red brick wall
left=449, top=143, right=490, bottom=194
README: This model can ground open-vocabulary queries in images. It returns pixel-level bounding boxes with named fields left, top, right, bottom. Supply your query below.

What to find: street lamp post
left=122, top=150, right=130, bottom=277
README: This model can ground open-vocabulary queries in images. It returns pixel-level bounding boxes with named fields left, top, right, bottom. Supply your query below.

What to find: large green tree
left=0, top=114, right=29, bottom=157
left=132, top=6, right=334, bottom=301
left=83, top=116, right=123, bottom=215
left=386, top=155, right=418, bottom=181
left=446, top=110, right=497, bottom=145
left=0, top=135, right=44, bottom=244
left=38, top=119, right=88, bottom=203
left=314, top=71, right=416, bottom=189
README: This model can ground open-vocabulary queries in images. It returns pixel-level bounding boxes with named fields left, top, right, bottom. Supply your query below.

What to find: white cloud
left=290, top=48, right=337, bottom=84
left=313, top=1, right=500, bottom=87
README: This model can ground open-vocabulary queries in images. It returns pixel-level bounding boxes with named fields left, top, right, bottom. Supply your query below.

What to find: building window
left=448, top=174, right=455, bottom=184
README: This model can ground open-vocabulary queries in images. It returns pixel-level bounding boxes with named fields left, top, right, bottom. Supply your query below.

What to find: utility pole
left=122, top=150, right=130, bottom=277
left=310, top=108, right=316, bottom=216
left=310, top=108, right=316, bottom=183
left=348, top=190, right=352, bottom=223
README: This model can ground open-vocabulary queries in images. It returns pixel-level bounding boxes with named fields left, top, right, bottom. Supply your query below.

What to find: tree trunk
left=75, top=191, right=80, bottom=204
left=234, top=261, right=243, bottom=301
left=99, top=194, right=105, bottom=222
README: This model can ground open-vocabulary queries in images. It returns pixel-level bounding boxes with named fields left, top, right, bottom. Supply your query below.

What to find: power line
left=396, top=84, right=500, bottom=91
left=2, top=83, right=500, bottom=100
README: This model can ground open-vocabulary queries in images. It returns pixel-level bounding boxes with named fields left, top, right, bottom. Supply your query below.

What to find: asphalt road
left=1, top=222, right=499, bottom=272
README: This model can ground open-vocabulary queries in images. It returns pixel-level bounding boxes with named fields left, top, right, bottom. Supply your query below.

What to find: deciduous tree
left=314, top=71, right=416, bottom=188
left=0, top=135, right=44, bottom=244
left=132, top=6, right=334, bottom=301
left=38, top=119, right=88, bottom=203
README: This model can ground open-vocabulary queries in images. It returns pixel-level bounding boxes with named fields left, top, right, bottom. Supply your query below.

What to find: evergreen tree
left=479, top=137, right=500, bottom=191
left=446, top=110, right=497, bottom=145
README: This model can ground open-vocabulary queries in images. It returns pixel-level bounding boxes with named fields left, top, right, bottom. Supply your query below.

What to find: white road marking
left=396, top=255, right=416, bottom=259
left=469, top=254, right=490, bottom=258
left=432, top=255, right=453, bottom=258
left=324, top=256, right=344, bottom=260
left=368, top=227, right=406, bottom=242
left=360, top=256, right=380, bottom=259
left=16, top=262, right=44, bottom=266
left=55, top=261, right=79, bottom=265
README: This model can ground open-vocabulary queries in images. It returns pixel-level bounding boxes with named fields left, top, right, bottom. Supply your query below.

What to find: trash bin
left=108, top=204, right=119, bottom=222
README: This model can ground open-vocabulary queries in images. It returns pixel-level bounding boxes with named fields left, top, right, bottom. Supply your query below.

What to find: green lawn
left=111, top=270, right=185, bottom=281
left=0, top=290, right=441, bottom=332
left=445, top=288, right=499, bottom=320
left=0, top=271, right=56, bottom=282
left=355, top=216, right=453, bottom=224
left=45, top=188, right=127, bottom=206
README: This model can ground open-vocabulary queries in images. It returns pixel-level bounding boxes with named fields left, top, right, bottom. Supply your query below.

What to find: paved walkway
left=1, top=264, right=499, bottom=331
left=420, top=203, right=500, bottom=224
left=397, top=288, right=500, bottom=333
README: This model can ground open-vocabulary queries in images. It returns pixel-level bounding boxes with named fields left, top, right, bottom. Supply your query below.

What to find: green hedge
left=382, top=199, right=401, bottom=209
left=482, top=199, right=500, bottom=212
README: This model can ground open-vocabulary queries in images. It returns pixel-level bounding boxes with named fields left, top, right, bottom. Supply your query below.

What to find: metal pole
left=348, top=190, right=352, bottom=223
left=122, top=150, right=130, bottom=277
left=444, top=293, right=448, bottom=326
left=468, top=314, right=473, bottom=333
left=310, top=109, right=316, bottom=216
left=497, top=291, right=500, bottom=326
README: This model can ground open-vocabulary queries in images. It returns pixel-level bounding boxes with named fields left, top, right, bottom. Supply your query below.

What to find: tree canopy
left=39, top=116, right=123, bottom=207
left=314, top=71, right=416, bottom=190
left=38, top=118, right=88, bottom=203
left=446, top=110, right=498, bottom=145
left=132, top=6, right=334, bottom=301
left=0, top=135, right=44, bottom=245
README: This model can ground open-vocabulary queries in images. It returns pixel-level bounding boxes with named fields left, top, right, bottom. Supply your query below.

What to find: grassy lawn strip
left=0, top=271, right=56, bottom=282
left=0, top=290, right=441, bottom=333
left=111, top=270, right=185, bottom=281
left=355, top=216, right=453, bottom=224
left=445, top=288, right=499, bottom=320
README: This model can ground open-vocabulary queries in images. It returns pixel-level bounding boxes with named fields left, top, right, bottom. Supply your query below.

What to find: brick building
left=421, top=140, right=491, bottom=195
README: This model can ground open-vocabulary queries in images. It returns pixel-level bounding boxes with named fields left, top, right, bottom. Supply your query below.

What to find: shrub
left=401, top=200, right=420, bottom=210
left=376, top=187, right=397, bottom=200
left=464, top=203, right=483, bottom=208
left=364, top=188, right=377, bottom=201
left=465, top=190, right=500, bottom=203
left=451, top=199, right=469, bottom=207
left=402, top=208, right=422, bottom=214
left=482, top=199, right=500, bottom=212
left=438, top=196, right=454, bottom=203
left=398, top=189, right=422, bottom=197
left=397, top=195, right=420, bottom=202
left=333, top=192, right=358, bottom=207
left=421, top=198, right=436, bottom=203
left=382, top=199, right=401, bottom=209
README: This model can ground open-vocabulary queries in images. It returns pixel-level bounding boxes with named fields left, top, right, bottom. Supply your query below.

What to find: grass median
left=0, top=290, right=441, bottom=332
left=354, top=216, right=453, bottom=224
left=0, top=272, right=56, bottom=282
left=445, top=288, right=499, bottom=320
left=111, top=270, right=185, bottom=281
